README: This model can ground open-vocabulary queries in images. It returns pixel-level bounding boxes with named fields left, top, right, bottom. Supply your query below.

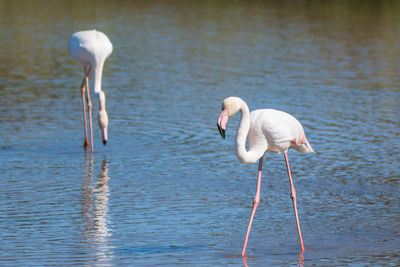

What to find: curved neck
left=90, top=60, right=105, bottom=94
left=235, top=102, right=263, bottom=164
left=99, top=91, right=106, bottom=111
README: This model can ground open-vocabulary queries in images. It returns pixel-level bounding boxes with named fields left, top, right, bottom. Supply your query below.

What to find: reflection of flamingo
left=217, top=97, right=314, bottom=256
left=94, top=160, right=111, bottom=240
left=68, top=30, right=113, bottom=152
left=242, top=251, right=304, bottom=266
left=81, top=156, right=113, bottom=264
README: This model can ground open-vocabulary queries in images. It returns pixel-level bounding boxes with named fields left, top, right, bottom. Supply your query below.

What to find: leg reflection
left=298, top=250, right=304, bottom=267
left=242, top=256, right=248, bottom=267
left=241, top=251, right=304, bottom=266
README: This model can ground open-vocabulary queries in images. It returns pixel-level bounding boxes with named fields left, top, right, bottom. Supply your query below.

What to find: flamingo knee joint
left=291, top=191, right=296, bottom=200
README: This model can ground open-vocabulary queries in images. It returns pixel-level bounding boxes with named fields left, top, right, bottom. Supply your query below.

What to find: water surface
left=0, top=0, right=399, bottom=266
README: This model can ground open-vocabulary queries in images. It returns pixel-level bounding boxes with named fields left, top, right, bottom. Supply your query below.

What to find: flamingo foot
left=83, top=138, right=89, bottom=147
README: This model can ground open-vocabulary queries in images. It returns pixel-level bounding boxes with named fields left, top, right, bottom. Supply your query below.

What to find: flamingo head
left=217, top=96, right=243, bottom=139
left=98, top=91, right=108, bottom=145
left=98, top=110, right=108, bottom=145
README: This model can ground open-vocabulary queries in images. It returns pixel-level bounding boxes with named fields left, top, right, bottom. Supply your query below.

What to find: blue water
left=0, top=0, right=399, bottom=265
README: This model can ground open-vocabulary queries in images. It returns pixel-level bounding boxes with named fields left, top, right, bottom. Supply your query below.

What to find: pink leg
left=84, top=66, right=94, bottom=153
left=284, top=152, right=305, bottom=251
left=80, top=78, right=89, bottom=148
left=241, top=156, right=263, bottom=257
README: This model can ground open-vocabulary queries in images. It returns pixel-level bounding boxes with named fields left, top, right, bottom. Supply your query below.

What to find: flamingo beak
left=102, top=128, right=108, bottom=145
left=217, top=123, right=225, bottom=139
left=217, top=109, right=229, bottom=139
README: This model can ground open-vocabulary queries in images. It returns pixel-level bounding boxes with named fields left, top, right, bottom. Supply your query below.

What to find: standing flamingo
left=68, top=30, right=113, bottom=152
left=216, top=96, right=314, bottom=256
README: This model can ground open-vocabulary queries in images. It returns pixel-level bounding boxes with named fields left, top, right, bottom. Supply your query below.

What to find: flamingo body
left=249, top=108, right=314, bottom=155
left=68, top=30, right=113, bottom=94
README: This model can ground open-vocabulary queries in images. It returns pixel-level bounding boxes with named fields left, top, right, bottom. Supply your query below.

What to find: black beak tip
left=103, top=140, right=107, bottom=145
left=217, top=123, right=226, bottom=139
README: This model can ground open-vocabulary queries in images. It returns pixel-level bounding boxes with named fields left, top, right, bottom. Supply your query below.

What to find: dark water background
left=0, top=0, right=399, bottom=266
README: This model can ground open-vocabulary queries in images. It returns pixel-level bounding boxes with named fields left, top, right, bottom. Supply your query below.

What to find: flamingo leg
left=84, top=65, right=94, bottom=153
left=241, top=156, right=263, bottom=257
left=80, top=77, right=89, bottom=148
left=284, top=152, right=305, bottom=251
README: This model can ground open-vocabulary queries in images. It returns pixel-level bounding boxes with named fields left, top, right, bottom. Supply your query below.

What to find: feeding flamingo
left=216, top=96, right=314, bottom=256
left=68, top=30, right=113, bottom=152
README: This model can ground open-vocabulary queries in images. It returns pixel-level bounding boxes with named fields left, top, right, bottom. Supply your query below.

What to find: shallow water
left=0, top=0, right=399, bottom=266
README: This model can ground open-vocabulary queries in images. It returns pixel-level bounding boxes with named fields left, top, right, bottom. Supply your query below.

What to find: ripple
left=1, top=1, right=400, bottom=266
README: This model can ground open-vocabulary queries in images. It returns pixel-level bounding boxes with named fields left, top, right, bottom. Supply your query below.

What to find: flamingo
left=68, top=30, right=113, bottom=152
left=216, top=96, right=314, bottom=256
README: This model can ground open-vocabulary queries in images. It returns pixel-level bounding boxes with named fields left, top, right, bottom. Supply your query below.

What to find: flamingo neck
left=99, top=91, right=106, bottom=111
left=235, top=102, right=263, bottom=164
left=90, top=60, right=105, bottom=94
